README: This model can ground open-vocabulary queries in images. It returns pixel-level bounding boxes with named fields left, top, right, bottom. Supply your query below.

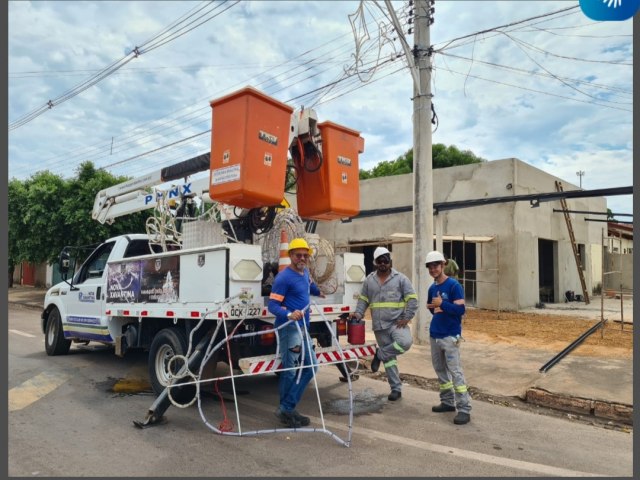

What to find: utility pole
left=576, top=170, right=585, bottom=189
left=412, top=0, right=434, bottom=344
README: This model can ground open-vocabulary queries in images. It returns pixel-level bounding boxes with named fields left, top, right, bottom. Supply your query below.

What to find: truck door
left=62, top=241, right=115, bottom=343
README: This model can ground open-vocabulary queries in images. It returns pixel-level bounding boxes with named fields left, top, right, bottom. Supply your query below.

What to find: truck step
left=239, top=343, right=376, bottom=375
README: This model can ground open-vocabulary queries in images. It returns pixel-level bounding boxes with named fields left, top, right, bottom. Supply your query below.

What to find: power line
left=490, top=30, right=632, bottom=105
left=434, top=64, right=632, bottom=112
left=435, top=5, right=581, bottom=52
left=497, top=31, right=632, bottom=66
left=438, top=52, right=632, bottom=97
left=8, top=1, right=240, bottom=131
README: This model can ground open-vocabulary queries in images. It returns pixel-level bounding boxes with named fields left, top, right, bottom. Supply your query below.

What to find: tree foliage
left=8, top=162, right=150, bottom=267
left=359, top=144, right=485, bottom=179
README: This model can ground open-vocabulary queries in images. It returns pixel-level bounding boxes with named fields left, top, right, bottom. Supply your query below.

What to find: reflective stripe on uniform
left=440, top=381, right=453, bottom=391
left=358, top=295, right=369, bottom=303
left=270, top=293, right=284, bottom=302
left=454, top=385, right=468, bottom=393
left=384, top=359, right=398, bottom=368
left=404, top=293, right=418, bottom=301
left=392, top=341, right=405, bottom=353
left=370, top=302, right=406, bottom=309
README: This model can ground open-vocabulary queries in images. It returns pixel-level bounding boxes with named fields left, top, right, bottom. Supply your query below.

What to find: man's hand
left=427, top=291, right=444, bottom=313
left=289, top=310, right=303, bottom=321
left=397, top=318, right=411, bottom=328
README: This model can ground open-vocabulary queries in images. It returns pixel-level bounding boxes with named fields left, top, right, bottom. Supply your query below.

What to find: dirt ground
left=462, top=308, right=633, bottom=359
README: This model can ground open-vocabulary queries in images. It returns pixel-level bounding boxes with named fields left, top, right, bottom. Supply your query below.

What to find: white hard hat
left=425, top=251, right=445, bottom=265
left=373, top=246, right=391, bottom=260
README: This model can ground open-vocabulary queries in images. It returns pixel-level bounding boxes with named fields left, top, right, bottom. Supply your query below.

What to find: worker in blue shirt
left=268, top=237, right=324, bottom=428
left=426, top=250, right=472, bottom=425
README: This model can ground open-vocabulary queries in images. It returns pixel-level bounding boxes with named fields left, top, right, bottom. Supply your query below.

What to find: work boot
left=432, top=403, right=456, bottom=413
left=370, top=349, right=381, bottom=373
left=388, top=390, right=402, bottom=401
left=453, top=412, right=471, bottom=425
left=291, top=410, right=311, bottom=426
left=275, top=409, right=302, bottom=428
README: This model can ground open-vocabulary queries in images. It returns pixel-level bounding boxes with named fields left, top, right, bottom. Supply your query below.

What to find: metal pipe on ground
left=539, top=319, right=607, bottom=373
left=133, top=331, right=212, bottom=428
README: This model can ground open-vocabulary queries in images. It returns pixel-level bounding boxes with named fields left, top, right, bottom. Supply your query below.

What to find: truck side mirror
left=59, top=249, right=70, bottom=278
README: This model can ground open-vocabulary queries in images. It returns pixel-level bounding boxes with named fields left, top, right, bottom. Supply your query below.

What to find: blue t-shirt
left=428, top=277, right=465, bottom=338
left=268, top=267, right=321, bottom=328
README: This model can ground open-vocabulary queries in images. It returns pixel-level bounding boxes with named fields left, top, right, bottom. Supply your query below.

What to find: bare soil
left=462, top=308, right=633, bottom=359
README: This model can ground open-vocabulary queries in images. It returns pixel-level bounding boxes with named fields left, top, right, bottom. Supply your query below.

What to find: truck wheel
left=45, top=307, right=71, bottom=356
left=148, top=329, right=196, bottom=402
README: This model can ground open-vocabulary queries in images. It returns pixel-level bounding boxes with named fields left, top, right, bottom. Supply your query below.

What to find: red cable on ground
left=214, top=378, right=234, bottom=432
left=214, top=318, right=246, bottom=433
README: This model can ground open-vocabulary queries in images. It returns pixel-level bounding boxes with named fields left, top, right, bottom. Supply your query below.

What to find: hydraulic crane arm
left=92, top=153, right=211, bottom=224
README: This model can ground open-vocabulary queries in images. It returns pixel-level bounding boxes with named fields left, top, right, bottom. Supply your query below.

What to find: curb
left=8, top=301, right=42, bottom=311
left=524, top=387, right=633, bottom=425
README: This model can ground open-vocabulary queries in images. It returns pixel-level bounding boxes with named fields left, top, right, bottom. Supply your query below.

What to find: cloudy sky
left=8, top=1, right=633, bottom=216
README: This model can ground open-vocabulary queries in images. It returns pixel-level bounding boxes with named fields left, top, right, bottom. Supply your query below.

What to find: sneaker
left=453, top=412, right=471, bottom=425
left=370, top=349, right=381, bottom=373
left=388, top=390, right=402, bottom=401
left=275, top=409, right=302, bottom=428
left=291, top=410, right=311, bottom=426
left=432, top=403, right=456, bottom=413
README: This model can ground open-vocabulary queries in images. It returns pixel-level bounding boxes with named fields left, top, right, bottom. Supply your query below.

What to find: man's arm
left=396, top=275, right=418, bottom=327
left=268, top=274, right=295, bottom=323
left=438, top=281, right=465, bottom=316
left=352, top=277, right=370, bottom=320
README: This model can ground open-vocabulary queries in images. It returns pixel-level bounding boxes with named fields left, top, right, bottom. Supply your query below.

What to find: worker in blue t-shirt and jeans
left=426, top=250, right=472, bottom=425
left=268, top=238, right=324, bottom=428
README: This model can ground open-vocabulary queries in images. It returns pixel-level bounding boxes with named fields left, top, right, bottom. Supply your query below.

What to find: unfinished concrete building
left=314, top=158, right=611, bottom=311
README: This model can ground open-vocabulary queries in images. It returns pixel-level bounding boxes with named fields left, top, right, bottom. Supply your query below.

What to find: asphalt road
left=8, top=305, right=633, bottom=477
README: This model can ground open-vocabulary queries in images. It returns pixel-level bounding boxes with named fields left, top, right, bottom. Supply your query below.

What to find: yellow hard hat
left=288, top=237, right=314, bottom=255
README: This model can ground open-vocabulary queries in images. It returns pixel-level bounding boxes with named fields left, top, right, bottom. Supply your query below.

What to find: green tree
left=8, top=179, right=29, bottom=285
left=20, top=170, right=69, bottom=264
left=359, top=144, right=485, bottom=179
left=60, top=162, right=149, bottom=251
left=8, top=162, right=150, bottom=274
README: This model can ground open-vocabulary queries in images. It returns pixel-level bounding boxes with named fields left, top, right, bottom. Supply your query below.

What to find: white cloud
left=8, top=0, right=633, bottom=216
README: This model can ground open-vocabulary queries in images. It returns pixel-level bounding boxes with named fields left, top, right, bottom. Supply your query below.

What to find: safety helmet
left=373, top=246, right=391, bottom=261
left=425, top=251, right=445, bottom=266
left=288, top=237, right=314, bottom=255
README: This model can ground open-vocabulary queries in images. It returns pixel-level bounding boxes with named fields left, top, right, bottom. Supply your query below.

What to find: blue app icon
left=580, top=0, right=640, bottom=20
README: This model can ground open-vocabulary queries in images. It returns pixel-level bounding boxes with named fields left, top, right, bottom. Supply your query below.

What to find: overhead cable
left=8, top=0, right=239, bottom=131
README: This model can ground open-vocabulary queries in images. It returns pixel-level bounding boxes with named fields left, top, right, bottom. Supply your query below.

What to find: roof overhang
left=389, top=233, right=495, bottom=243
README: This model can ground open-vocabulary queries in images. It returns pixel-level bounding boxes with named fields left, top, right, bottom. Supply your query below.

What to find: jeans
left=277, top=323, right=318, bottom=412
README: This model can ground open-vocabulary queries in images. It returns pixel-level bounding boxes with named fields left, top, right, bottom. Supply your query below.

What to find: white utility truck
left=41, top=87, right=375, bottom=425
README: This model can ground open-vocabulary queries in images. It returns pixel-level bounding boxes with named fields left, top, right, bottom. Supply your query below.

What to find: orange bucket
left=296, top=121, right=364, bottom=220
left=209, top=87, right=294, bottom=209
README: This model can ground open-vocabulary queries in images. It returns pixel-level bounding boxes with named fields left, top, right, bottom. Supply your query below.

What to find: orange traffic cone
left=278, top=230, right=290, bottom=272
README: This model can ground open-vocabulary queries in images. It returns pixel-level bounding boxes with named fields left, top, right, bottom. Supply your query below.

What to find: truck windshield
left=73, top=242, right=115, bottom=284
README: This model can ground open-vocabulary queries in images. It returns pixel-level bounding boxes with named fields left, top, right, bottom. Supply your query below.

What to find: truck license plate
left=229, top=304, right=262, bottom=318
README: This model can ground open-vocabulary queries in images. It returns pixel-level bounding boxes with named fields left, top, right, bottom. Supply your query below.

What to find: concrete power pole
left=412, top=1, right=434, bottom=344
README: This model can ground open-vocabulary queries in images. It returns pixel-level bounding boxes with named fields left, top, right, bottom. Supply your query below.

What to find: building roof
left=608, top=222, right=633, bottom=240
